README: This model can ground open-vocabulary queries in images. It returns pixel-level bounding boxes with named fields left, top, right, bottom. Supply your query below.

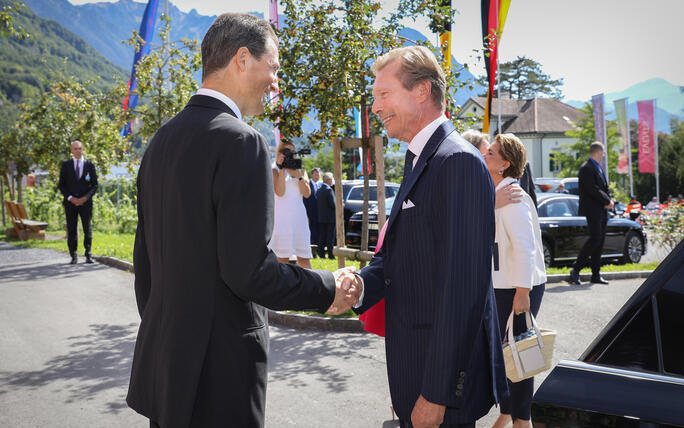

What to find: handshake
left=326, top=267, right=363, bottom=315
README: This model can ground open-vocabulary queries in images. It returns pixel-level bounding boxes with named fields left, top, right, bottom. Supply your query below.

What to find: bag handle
left=505, top=310, right=544, bottom=379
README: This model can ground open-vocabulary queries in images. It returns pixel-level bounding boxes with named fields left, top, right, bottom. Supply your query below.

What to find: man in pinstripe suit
left=348, top=46, right=508, bottom=428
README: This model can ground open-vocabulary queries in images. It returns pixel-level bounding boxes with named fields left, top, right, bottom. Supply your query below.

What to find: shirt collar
left=407, top=115, right=449, bottom=166
left=197, top=88, right=242, bottom=120
left=495, top=176, right=518, bottom=191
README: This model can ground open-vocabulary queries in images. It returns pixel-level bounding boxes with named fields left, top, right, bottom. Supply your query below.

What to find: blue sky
left=69, top=0, right=684, bottom=102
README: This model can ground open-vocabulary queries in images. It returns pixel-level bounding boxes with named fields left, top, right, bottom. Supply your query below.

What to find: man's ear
left=417, top=80, right=432, bottom=103
left=234, top=46, right=251, bottom=72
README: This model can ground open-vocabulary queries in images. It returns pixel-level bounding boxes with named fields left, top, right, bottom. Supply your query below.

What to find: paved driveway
left=0, top=242, right=645, bottom=427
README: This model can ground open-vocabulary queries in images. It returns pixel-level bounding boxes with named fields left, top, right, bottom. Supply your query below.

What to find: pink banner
left=637, top=100, right=656, bottom=174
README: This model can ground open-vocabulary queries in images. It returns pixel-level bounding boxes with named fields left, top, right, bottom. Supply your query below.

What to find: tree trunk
left=360, top=98, right=370, bottom=269
left=16, top=173, right=23, bottom=203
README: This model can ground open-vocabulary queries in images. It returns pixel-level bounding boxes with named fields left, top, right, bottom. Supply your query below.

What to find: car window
left=656, top=263, right=684, bottom=376
left=385, top=186, right=398, bottom=198
left=348, top=186, right=378, bottom=201
left=542, top=199, right=575, bottom=217
left=342, top=185, right=353, bottom=200
left=565, top=181, right=579, bottom=195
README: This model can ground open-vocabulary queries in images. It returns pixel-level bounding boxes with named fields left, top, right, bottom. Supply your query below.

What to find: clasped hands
left=326, top=267, right=362, bottom=315
left=70, top=196, right=88, bottom=206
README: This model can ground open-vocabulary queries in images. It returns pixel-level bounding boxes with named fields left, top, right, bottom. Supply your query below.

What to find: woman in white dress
left=269, top=141, right=313, bottom=268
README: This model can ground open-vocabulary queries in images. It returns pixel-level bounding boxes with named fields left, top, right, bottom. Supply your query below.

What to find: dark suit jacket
left=355, top=121, right=508, bottom=424
left=57, top=159, right=98, bottom=204
left=126, top=95, right=336, bottom=428
left=303, top=179, right=319, bottom=221
left=519, top=162, right=537, bottom=208
left=578, top=158, right=611, bottom=219
left=316, top=182, right=335, bottom=224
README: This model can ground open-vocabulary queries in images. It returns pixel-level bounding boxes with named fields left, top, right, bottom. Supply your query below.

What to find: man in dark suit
left=316, top=172, right=336, bottom=259
left=57, top=140, right=98, bottom=264
left=303, top=167, right=320, bottom=252
left=343, top=46, right=508, bottom=428
left=570, top=142, right=613, bottom=285
left=126, top=14, right=360, bottom=428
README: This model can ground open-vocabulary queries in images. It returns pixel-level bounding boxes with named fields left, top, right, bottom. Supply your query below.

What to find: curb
left=88, top=253, right=653, bottom=330
left=546, top=270, right=653, bottom=284
left=94, top=255, right=134, bottom=273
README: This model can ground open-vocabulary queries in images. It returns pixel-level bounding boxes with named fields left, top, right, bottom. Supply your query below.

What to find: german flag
left=481, top=0, right=510, bottom=134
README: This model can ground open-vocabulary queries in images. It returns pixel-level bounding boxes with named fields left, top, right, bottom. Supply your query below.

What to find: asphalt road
left=0, top=241, right=645, bottom=427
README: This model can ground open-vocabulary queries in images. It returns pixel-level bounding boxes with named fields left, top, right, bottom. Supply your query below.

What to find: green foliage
left=1, top=1, right=27, bottom=39
left=546, top=261, right=659, bottom=275
left=266, top=0, right=467, bottom=149
left=477, top=56, right=563, bottom=99
left=0, top=0, right=124, bottom=134
left=124, top=15, right=201, bottom=146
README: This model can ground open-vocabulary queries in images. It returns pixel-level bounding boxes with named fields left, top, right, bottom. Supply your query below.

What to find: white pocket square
left=401, top=199, right=415, bottom=210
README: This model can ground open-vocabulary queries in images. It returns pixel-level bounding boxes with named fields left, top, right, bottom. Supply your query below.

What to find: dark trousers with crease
left=573, top=212, right=607, bottom=276
left=494, top=284, right=545, bottom=421
left=64, top=200, right=92, bottom=257
left=318, top=222, right=335, bottom=259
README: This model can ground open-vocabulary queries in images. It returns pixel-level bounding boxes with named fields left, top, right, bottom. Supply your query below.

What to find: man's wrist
left=67, top=195, right=73, bottom=201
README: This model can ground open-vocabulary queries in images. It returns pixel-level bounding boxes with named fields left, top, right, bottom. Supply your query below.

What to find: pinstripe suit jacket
left=356, top=121, right=508, bottom=424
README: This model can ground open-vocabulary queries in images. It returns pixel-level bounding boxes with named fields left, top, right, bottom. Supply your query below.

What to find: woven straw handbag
left=502, top=311, right=556, bottom=383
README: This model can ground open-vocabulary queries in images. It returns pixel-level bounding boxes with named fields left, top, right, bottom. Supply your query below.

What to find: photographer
left=269, top=141, right=313, bottom=268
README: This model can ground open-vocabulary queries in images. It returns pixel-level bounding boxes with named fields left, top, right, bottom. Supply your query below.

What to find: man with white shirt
left=345, top=46, right=507, bottom=428
left=126, top=13, right=360, bottom=428
left=58, top=140, right=98, bottom=264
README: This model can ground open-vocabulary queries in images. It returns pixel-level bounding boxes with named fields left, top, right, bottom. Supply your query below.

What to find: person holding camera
left=270, top=141, right=313, bottom=268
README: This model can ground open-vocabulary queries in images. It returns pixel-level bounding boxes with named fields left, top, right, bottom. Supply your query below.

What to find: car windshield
left=540, top=198, right=579, bottom=217
left=347, top=185, right=399, bottom=201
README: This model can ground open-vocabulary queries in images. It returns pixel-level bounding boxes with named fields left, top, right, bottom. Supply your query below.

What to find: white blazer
left=491, top=177, right=547, bottom=289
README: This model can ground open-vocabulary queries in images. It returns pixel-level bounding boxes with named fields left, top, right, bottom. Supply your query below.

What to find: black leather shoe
left=591, top=276, right=609, bottom=284
left=85, top=256, right=94, bottom=264
left=568, top=267, right=581, bottom=285
left=70, top=256, right=78, bottom=265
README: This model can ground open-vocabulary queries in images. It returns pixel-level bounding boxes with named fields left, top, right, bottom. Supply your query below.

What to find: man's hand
left=70, top=197, right=85, bottom=206
left=605, top=200, right=614, bottom=210
left=495, top=184, right=523, bottom=209
left=326, top=268, right=362, bottom=315
left=512, top=287, right=531, bottom=315
left=411, top=395, right=445, bottom=428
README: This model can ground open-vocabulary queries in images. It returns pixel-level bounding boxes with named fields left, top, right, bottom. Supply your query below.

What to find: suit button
left=459, top=371, right=466, bottom=378
left=385, top=278, right=391, bottom=286
left=455, top=391, right=463, bottom=397
left=457, top=384, right=464, bottom=390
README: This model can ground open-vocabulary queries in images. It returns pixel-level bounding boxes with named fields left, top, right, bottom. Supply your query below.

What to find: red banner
left=637, top=100, right=656, bottom=174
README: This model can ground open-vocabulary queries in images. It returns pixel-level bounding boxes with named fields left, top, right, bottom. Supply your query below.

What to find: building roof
left=463, top=97, right=581, bottom=135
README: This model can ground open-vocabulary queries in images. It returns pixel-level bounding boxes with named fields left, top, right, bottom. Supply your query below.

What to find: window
left=385, top=186, right=398, bottom=198
left=348, top=186, right=378, bottom=201
left=549, top=152, right=562, bottom=173
left=541, top=199, right=575, bottom=217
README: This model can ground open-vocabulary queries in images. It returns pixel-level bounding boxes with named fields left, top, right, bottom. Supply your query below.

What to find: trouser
left=309, top=218, right=319, bottom=247
left=318, top=222, right=335, bottom=259
left=573, top=212, right=607, bottom=276
left=494, top=284, right=546, bottom=421
left=64, top=200, right=92, bottom=257
left=400, top=420, right=475, bottom=428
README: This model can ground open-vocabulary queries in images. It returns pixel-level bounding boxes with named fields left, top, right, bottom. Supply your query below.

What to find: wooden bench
left=4, top=200, right=48, bottom=240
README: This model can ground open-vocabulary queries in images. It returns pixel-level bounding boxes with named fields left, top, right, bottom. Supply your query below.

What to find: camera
left=279, top=148, right=310, bottom=170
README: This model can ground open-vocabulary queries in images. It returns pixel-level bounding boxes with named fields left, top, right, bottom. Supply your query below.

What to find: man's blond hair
left=371, top=46, right=446, bottom=110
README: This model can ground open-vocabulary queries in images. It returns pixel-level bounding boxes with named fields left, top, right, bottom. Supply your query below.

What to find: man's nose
left=371, top=99, right=380, bottom=115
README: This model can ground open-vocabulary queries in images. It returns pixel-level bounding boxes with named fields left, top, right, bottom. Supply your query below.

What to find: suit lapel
left=385, top=120, right=456, bottom=234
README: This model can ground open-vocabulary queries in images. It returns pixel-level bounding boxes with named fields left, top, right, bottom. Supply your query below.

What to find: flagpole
left=655, top=99, right=659, bottom=201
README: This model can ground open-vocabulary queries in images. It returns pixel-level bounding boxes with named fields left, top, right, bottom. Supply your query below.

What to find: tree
left=123, top=15, right=201, bottom=146
left=1, top=0, right=27, bottom=39
left=477, top=56, right=563, bottom=99
left=0, top=77, right=131, bottom=201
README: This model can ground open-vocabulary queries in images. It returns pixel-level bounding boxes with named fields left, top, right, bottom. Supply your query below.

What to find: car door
left=539, top=197, right=581, bottom=260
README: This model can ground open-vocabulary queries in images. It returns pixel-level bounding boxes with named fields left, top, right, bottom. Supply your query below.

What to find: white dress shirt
left=196, top=88, right=242, bottom=121
left=492, top=176, right=547, bottom=289
left=353, top=114, right=449, bottom=308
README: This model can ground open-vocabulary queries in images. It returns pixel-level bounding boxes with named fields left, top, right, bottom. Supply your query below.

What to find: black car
left=538, top=193, right=647, bottom=266
left=339, top=180, right=400, bottom=223
left=346, top=193, right=647, bottom=267
left=532, top=238, right=684, bottom=426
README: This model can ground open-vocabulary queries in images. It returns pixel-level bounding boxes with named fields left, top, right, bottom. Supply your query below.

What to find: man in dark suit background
left=58, top=140, right=98, bottom=264
left=126, top=14, right=360, bottom=428
left=303, top=167, right=320, bottom=252
left=343, top=46, right=508, bottom=428
left=316, top=172, right=336, bottom=259
left=570, top=141, right=613, bottom=285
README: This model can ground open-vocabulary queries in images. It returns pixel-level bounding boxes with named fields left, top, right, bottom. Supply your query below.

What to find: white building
left=456, top=97, right=581, bottom=178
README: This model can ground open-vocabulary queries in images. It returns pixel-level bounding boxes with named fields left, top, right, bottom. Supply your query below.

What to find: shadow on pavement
left=0, top=261, right=109, bottom=285
left=544, top=283, right=598, bottom=293
left=268, top=327, right=377, bottom=394
left=0, top=322, right=138, bottom=414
